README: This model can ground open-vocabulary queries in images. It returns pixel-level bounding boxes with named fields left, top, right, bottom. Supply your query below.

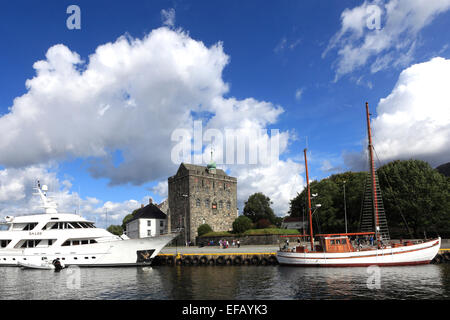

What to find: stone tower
left=168, top=162, right=237, bottom=244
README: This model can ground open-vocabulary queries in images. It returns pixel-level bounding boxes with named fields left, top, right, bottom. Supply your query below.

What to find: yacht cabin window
left=61, top=239, right=98, bottom=246
left=1, top=240, right=11, bottom=247
left=23, top=223, right=38, bottom=231
left=44, top=221, right=96, bottom=230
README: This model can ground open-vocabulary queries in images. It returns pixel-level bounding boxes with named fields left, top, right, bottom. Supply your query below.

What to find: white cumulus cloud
left=344, top=57, right=450, bottom=170
left=0, top=26, right=304, bottom=218
left=324, top=0, right=450, bottom=80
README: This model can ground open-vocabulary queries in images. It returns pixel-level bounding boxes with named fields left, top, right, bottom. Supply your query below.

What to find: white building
left=281, top=217, right=308, bottom=231
left=126, top=200, right=168, bottom=239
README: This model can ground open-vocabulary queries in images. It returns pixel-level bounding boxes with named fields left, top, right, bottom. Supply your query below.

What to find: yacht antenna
left=33, top=180, right=58, bottom=214
left=78, top=185, right=81, bottom=216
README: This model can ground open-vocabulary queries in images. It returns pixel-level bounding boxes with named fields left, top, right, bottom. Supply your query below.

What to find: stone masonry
left=168, top=163, right=237, bottom=244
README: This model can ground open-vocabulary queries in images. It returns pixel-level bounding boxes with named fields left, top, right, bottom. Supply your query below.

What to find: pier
left=153, top=245, right=279, bottom=266
left=151, top=245, right=450, bottom=266
left=432, top=248, right=450, bottom=264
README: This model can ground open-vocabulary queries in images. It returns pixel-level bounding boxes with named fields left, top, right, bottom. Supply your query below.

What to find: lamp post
left=312, top=204, right=321, bottom=216
left=311, top=194, right=318, bottom=237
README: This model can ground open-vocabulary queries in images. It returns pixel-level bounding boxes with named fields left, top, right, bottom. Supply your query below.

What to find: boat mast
left=304, top=148, right=314, bottom=251
left=365, top=102, right=380, bottom=244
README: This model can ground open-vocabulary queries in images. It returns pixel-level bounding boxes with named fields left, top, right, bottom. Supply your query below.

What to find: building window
left=147, top=230, right=152, bottom=237
left=160, top=221, right=164, bottom=227
left=205, top=199, right=210, bottom=208
left=218, top=200, right=223, bottom=209
left=147, top=220, right=151, bottom=227
left=212, top=202, right=217, bottom=210
left=196, top=198, right=201, bottom=207
left=227, top=201, right=231, bottom=210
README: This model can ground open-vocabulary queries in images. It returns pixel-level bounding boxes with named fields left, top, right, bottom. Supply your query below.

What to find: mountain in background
left=436, top=162, right=450, bottom=177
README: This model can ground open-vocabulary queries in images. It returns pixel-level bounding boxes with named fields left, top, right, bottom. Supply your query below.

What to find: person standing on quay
left=237, top=240, right=240, bottom=248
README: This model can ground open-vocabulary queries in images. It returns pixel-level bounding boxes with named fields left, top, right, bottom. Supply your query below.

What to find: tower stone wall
left=168, top=163, right=237, bottom=244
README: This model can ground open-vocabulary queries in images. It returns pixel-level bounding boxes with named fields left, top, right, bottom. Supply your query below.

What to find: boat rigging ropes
left=372, top=145, right=414, bottom=239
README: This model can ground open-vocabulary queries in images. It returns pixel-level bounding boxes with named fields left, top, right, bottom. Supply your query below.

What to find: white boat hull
left=276, top=237, right=441, bottom=267
left=0, top=234, right=177, bottom=267
left=18, top=261, right=56, bottom=270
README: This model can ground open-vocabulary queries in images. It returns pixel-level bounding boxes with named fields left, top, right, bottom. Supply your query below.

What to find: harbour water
left=1, top=263, right=449, bottom=300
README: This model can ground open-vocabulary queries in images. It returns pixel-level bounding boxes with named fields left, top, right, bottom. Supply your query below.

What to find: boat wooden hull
left=276, top=237, right=441, bottom=267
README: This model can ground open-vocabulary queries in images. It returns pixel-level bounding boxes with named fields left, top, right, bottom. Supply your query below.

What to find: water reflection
left=0, top=264, right=449, bottom=300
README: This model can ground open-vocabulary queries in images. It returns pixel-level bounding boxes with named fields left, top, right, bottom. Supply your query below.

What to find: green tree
left=121, top=208, right=139, bottom=230
left=197, top=224, right=213, bottom=236
left=377, top=160, right=450, bottom=238
left=243, top=192, right=276, bottom=224
left=255, top=218, right=272, bottom=229
left=107, top=225, right=123, bottom=236
left=273, top=216, right=283, bottom=228
left=232, top=215, right=253, bottom=234
left=289, top=171, right=367, bottom=234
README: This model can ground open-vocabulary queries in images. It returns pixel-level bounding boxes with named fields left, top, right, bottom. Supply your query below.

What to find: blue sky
left=0, top=0, right=449, bottom=224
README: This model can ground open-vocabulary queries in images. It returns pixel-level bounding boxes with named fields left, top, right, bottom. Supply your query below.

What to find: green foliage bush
left=197, top=224, right=213, bottom=236
left=232, top=215, right=253, bottom=234
left=107, top=225, right=123, bottom=236
left=256, top=218, right=271, bottom=229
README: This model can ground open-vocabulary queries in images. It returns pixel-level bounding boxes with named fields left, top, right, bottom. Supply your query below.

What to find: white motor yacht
left=0, top=182, right=177, bottom=267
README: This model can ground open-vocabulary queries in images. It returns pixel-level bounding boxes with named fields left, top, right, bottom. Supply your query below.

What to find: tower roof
left=178, top=163, right=228, bottom=176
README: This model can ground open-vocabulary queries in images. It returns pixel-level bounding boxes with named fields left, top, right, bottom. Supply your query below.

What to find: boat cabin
left=321, top=236, right=354, bottom=253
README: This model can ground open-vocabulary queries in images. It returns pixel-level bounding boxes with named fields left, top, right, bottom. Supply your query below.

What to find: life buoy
left=260, top=257, right=268, bottom=265
left=251, top=256, right=260, bottom=265
left=233, top=256, right=242, bottom=265
left=192, top=257, right=199, bottom=265
left=208, top=258, right=215, bottom=266
left=216, top=256, right=225, bottom=265
left=243, top=258, right=251, bottom=265
left=225, top=258, right=233, bottom=266
left=268, top=255, right=278, bottom=265
left=183, top=256, right=192, bottom=265
left=199, top=256, right=208, bottom=265
left=433, top=255, right=442, bottom=264
left=444, top=252, right=450, bottom=262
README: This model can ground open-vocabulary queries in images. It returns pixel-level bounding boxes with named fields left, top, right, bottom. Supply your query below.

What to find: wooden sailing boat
left=276, top=102, right=441, bottom=267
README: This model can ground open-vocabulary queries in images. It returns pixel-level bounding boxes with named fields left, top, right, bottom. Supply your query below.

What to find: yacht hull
left=276, top=237, right=441, bottom=267
left=0, top=234, right=176, bottom=267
